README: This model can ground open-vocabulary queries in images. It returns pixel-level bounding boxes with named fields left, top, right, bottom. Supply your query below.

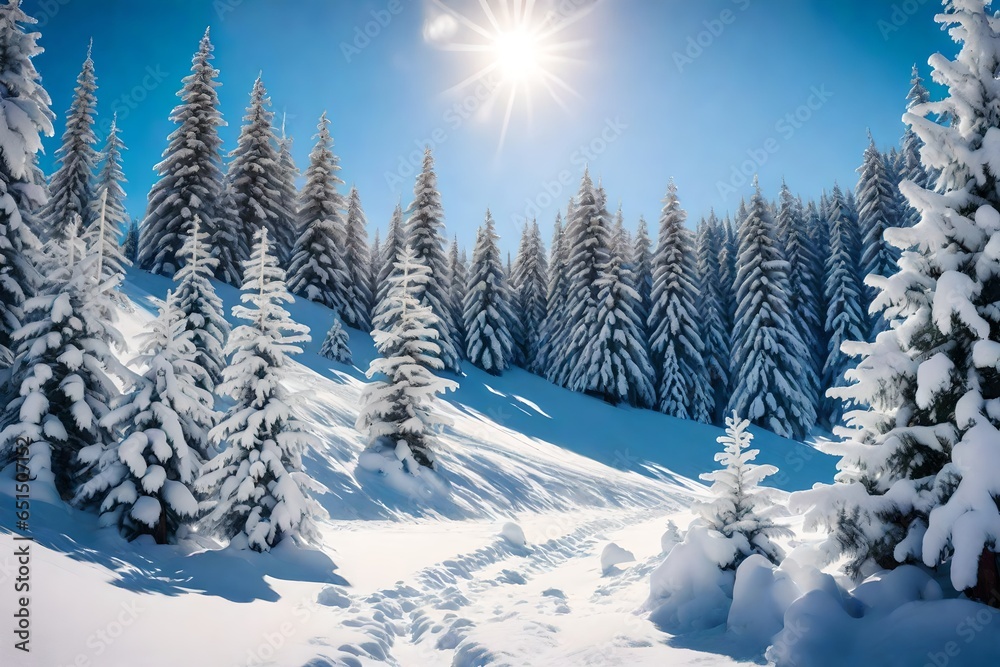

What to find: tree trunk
left=967, top=547, right=1000, bottom=609
left=154, top=505, right=167, bottom=545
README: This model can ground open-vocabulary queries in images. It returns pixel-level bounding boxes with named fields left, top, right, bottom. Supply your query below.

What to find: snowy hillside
left=0, top=270, right=832, bottom=667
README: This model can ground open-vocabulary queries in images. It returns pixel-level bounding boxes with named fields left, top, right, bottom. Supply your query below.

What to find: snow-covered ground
left=0, top=270, right=836, bottom=666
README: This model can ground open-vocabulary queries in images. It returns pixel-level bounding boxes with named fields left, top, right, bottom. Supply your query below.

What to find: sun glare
left=426, top=0, right=592, bottom=151
left=493, top=28, right=541, bottom=82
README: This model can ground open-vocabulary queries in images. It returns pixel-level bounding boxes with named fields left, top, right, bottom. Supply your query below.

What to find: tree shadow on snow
left=0, top=475, right=346, bottom=603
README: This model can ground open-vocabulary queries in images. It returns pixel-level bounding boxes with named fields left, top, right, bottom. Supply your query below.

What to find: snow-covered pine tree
left=857, top=134, right=902, bottom=337
left=43, top=42, right=97, bottom=241
left=537, top=212, right=568, bottom=379
left=122, top=217, right=139, bottom=265
left=695, top=412, right=790, bottom=568
left=820, top=184, right=867, bottom=428
left=139, top=29, right=227, bottom=279
left=899, top=63, right=933, bottom=224
left=695, top=213, right=730, bottom=423
left=212, top=177, right=245, bottom=285
left=225, top=76, right=288, bottom=286
left=549, top=172, right=612, bottom=389
left=647, top=181, right=712, bottom=422
left=357, top=244, right=458, bottom=472
left=319, top=313, right=351, bottom=364
left=463, top=210, right=514, bottom=375
left=446, top=237, right=468, bottom=358
left=510, top=220, right=548, bottom=371
left=729, top=178, right=815, bottom=439
left=573, top=208, right=654, bottom=407
left=273, top=120, right=300, bottom=267
left=0, top=0, right=53, bottom=367
left=632, top=214, right=653, bottom=334
left=376, top=202, right=404, bottom=315
left=717, top=215, right=739, bottom=366
left=287, top=113, right=352, bottom=316
left=173, top=214, right=230, bottom=394
left=775, top=184, right=822, bottom=414
left=85, top=117, right=130, bottom=315
left=342, top=185, right=373, bottom=329
left=369, top=228, right=381, bottom=319
left=403, top=148, right=461, bottom=373
left=77, top=290, right=212, bottom=543
left=799, top=0, right=1000, bottom=605
left=0, top=219, right=127, bottom=499
left=197, top=227, right=323, bottom=552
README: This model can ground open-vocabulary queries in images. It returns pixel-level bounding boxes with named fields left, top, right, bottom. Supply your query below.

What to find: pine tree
left=632, top=215, right=653, bottom=333
left=319, top=314, right=352, bottom=364
left=695, top=413, right=790, bottom=568
left=729, top=179, right=815, bottom=439
left=821, top=184, right=867, bottom=428
left=287, top=113, right=352, bottom=316
left=226, top=76, right=288, bottom=286
left=139, top=29, right=227, bottom=279
left=1, top=221, right=127, bottom=499
left=173, top=214, right=230, bottom=394
left=369, top=228, right=381, bottom=317
left=463, top=211, right=514, bottom=375
left=647, top=181, right=712, bottom=422
left=85, top=116, right=131, bottom=314
left=899, top=63, right=933, bottom=225
left=0, top=0, right=53, bottom=367
left=342, top=185, right=373, bottom=329
left=802, top=1, right=1000, bottom=605
left=550, top=172, right=611, bottom=389
left=43, top=42, right=97, bottom=241
left=197, top=227, right=323, bottom=552
left=510, top=220, right=548, bottom=371
left=357, top=244, right=458, bottom=472
left=775, top=185, right=822, bottom=414
left=537, top=212, right=568, bottom=379
left=211, top=176, right=243, bottom=286
left=404, top=148, right=461, bottom=373
left=695, top=213, right=730, bottom=422
left=857, top=135, right=902, bottom=337
left=376, top=202, right=404, bottom=315
left=122, top=217, right=139, bottom=265
left=573, top=210, right=654, bottom=407
left=77, top=291, right=212, bottom=543
left=273, top=121, right=300, bottom=267
left=446, top=237, right=468, bottom=358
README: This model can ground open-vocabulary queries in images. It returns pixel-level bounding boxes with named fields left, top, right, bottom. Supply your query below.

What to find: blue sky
left=29, top=0, right=951, bottom=253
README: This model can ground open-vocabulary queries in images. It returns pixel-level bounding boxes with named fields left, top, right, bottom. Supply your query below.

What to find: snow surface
left=0, top=269, right=839, bottom=666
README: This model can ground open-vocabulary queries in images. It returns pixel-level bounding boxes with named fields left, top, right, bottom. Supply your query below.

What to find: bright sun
left=493, top=28, right=541, bottom=82
left=427, top=0, right=591, bottom=150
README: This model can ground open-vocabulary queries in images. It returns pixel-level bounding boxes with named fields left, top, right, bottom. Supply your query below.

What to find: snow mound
left=500, top=522, right=526, bottom=547
left=600, top=542, right=636, bottom=574
left=646, top=524, right=744, bottom=633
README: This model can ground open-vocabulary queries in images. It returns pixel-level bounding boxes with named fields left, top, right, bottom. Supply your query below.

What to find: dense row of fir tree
left=1, top=0, right=999, bottom=601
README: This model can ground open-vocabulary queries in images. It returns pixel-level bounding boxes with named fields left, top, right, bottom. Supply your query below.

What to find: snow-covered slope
left=0, top=271, right=836, bottom=667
